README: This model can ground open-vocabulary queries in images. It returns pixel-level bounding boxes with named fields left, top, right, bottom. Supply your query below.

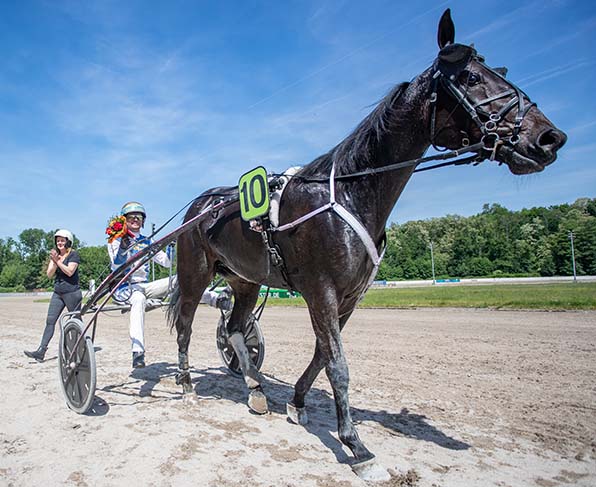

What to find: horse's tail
left=167, top=284, right=181, bottom=332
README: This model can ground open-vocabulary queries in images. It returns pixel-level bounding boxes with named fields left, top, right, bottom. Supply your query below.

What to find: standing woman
left=24, top=229, right=82, bottom=362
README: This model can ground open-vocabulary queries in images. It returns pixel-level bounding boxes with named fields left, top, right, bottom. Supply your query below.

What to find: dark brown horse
left=169, top=10, right=566, bottom=481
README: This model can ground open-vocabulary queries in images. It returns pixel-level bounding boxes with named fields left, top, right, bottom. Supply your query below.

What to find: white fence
left=372, top=275, right=596, bottom=288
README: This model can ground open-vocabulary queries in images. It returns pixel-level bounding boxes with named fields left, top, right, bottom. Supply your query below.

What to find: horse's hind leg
left=173, top=290, right=202, bottom=394
left=226, top=280, right=268, bottom=414
left=172, top=234, right=213, bottom=394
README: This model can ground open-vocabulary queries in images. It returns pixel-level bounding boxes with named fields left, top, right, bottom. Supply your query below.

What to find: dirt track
left=1, top=295, right=595, bottom=486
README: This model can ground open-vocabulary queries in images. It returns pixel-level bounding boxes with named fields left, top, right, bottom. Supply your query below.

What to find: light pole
left=569, top=231, right=577, bottom=283
left=429, top=241, right=436, bottom=285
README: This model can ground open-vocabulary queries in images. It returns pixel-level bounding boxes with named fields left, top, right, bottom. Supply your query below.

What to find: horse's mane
left=298, top=82, right=411, bottom=178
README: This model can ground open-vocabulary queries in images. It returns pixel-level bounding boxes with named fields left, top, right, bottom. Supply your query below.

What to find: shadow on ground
left=97, top=362, right=470, bottom=460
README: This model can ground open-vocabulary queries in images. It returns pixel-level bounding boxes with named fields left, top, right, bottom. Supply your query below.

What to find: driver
left=107, top=201, right=231, bottom=369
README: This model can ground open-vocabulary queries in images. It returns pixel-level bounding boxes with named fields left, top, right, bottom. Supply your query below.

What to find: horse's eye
left=465, top=72, right=481, bottom=86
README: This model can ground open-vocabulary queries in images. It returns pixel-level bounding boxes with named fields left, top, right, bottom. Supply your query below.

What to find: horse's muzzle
left=531, top=128, right=568, bottom=163
left=499, top=128, right=567, bottom=175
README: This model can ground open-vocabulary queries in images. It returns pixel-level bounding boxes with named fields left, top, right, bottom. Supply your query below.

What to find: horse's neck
left=341, top=77, right=432, bottom=240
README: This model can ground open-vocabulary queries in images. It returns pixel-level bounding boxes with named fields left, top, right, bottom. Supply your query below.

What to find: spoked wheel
left=216, top=311, right=265, bottom=378
left=58, top=318, right=96, bottom=414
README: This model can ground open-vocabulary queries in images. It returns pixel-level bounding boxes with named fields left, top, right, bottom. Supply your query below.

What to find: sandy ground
left=1, top=295, right=595, bottom=487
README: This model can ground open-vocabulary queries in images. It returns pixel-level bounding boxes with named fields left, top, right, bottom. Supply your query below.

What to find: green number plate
left=238, top=166, right=270, bottom=221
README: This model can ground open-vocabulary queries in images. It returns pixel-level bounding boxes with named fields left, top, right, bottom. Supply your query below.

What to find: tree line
left=1, top=198, right=594, bottom=291
left=377, top=197, right=596, bottom=281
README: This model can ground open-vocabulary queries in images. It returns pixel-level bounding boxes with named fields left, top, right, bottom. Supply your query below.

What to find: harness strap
left=295, top=141, right=485, bottom=183
left=332, top=205, right=380, bottom=264
left=473, top=89, right=516, bottom=109
left=274, top=203, right=333, bottom=232
left=271, top=160, right=384, bottom=296
left=262, top=224, right=295, bottom=290
left=328, top=161, right=381, bottom=266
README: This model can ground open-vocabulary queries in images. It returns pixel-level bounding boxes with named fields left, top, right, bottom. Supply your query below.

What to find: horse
left=168, top=9, right=566, bottom=481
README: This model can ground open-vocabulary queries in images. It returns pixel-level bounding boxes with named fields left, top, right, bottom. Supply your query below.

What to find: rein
left=266, top=52, right=535, bottom=295
left=293, top=141, right=486, bottom=183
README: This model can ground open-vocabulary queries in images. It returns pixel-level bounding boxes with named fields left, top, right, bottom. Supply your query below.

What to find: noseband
left=429, top=52, right=536, bottom=161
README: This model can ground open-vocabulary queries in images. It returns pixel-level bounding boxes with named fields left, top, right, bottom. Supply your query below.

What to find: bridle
left=429, top=50, right=536, bottom=162
left=293, top=48, right=538, bottom=185
left=264, top=48, right=540, bottom=294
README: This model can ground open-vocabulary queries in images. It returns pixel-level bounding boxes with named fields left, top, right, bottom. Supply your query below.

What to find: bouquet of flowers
left=105, top=215, right=135, bottom=243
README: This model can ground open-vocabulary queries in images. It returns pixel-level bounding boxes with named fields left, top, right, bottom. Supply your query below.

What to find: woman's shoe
left=24, top=347, right=47, bottom=362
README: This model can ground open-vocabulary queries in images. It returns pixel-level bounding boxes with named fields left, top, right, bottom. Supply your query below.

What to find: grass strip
left=33, top=282, right=596, bottom=310
left=260, top=282, right=596, bottom=310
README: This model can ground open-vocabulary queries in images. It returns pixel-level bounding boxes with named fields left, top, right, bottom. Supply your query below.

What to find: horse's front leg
left=304, top=296, right=390, bottom=481
left=287, top=306, right=352, bottom=424
left=227, top=280, right=268, bottom=414
left=288, top=305, right=355, bottom=423
left=287, top=340, right=325, bottom=425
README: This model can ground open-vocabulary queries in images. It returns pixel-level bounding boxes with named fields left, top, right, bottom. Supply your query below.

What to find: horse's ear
left=494, top=67, right=508, bottom=77
left=437, top=9, right=455, bottom=48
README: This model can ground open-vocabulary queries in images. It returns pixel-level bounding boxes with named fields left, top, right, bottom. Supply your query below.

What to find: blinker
left=438, top=43, right=476, bottom=65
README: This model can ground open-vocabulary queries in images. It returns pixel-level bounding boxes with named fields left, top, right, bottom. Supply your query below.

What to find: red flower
left=106, top=215, right=130, bottom=243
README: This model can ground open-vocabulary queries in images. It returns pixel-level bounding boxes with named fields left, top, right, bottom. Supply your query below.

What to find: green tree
left=0, top=238, right=18, bottom=273
left=0, top=261, right=27, bottom=288
left=17, top=229, right=53, bottom=289
left=78, top=246, right=111, bottom=290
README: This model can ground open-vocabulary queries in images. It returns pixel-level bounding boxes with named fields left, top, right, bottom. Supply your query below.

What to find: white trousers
left=117, top=277, right=218, bottom=354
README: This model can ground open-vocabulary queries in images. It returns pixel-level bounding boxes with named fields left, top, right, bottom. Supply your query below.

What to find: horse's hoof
left=248, top=388, right=268, bottom=414
left=175, top=371, right=189, bottom=385
left=182, top=393, right=199, bottom=406
left=286, top=402, right=308, bottom=425
left=352, top=458, right=390, bottom=482
left=175, top=371, right=193, bottom=393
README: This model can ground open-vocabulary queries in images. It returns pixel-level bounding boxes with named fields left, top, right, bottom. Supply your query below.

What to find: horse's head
left=428, top=9, right=566, bottom=175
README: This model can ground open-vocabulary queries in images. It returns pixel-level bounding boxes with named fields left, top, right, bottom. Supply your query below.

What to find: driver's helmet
left=121, top=201, right=146, bottom=218
left=54, top=229, right=74, bottom=248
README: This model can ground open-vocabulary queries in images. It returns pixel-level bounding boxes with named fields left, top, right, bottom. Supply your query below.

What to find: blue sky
left=1, top=0, right=594, bottom=246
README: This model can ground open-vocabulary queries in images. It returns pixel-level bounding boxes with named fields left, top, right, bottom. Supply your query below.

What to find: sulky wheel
left=58, top=318, right=96, bottom=414
left=216, top=311, right=265, bottom=378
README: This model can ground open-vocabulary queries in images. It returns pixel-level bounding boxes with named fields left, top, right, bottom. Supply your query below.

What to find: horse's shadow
left=94, top=361, right=181, bottom=413
left=103, top=363, right=469, bottom=460
left=158, top=365, right=469, bottom=457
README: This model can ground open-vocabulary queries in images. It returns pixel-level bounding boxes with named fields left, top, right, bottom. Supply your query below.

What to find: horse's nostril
left=538, top=129, right=567, bottom=150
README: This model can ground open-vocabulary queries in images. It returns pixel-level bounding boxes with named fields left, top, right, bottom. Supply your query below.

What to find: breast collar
left=270, top=162, right=385, bottom=296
